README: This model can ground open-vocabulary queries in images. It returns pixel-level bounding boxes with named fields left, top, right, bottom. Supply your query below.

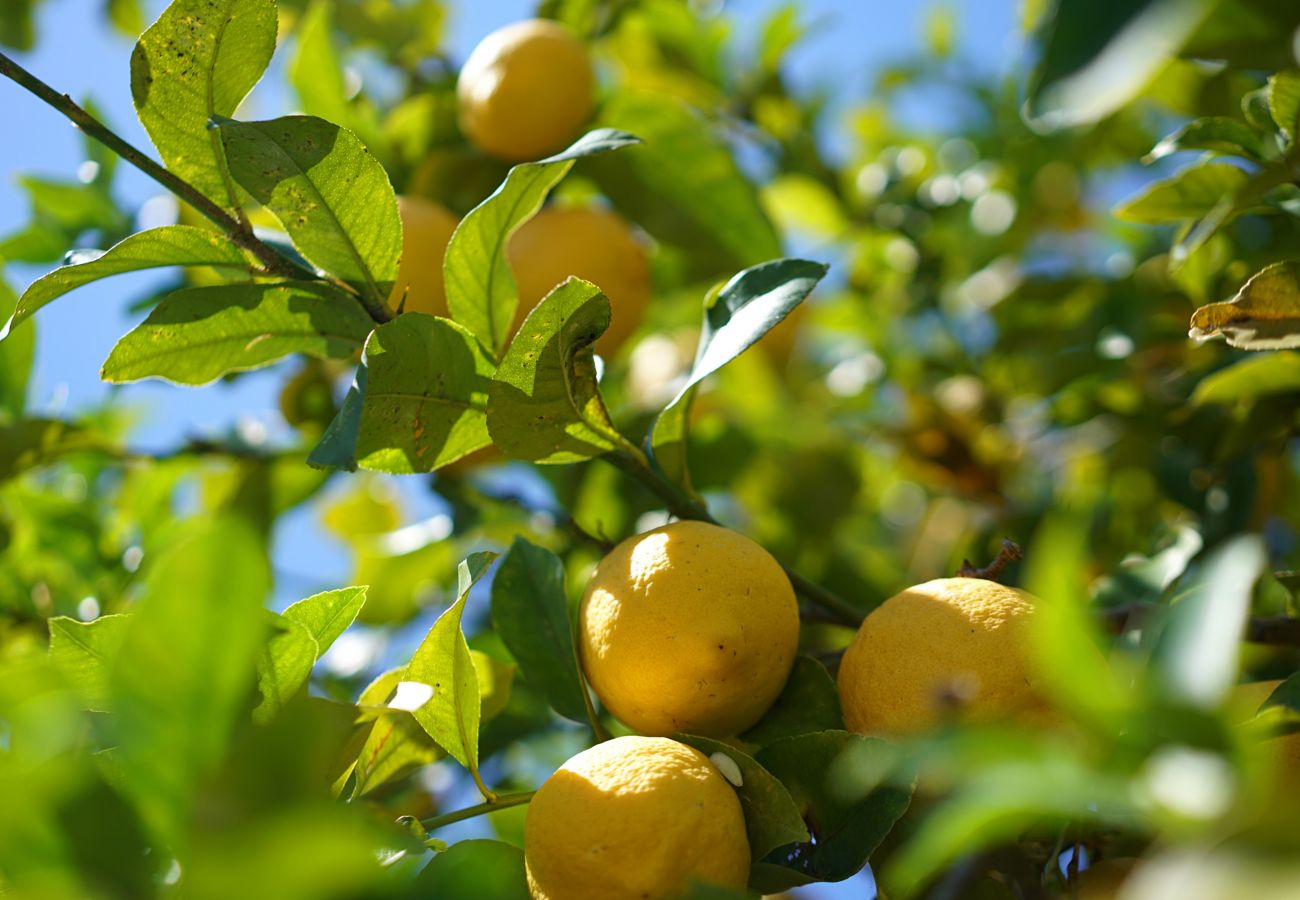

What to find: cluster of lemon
left=391, top=20, right=649, bottom=357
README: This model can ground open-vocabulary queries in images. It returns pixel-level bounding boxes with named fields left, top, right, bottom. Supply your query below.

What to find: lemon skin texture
left=579, top=520, right=800, bottom=737
left=524, top=736, right=750, bottom=900
left=457, top=19, right=595, bottom=162
left=838, top=577, right=1044, bottom=736
left=508, top=205, right=652, bottom=356
left=388, top=196, right=459, bottom=317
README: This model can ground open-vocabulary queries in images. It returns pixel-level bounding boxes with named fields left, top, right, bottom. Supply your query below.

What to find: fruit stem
left=0, top=51, right=392, bottom=325
left=607, top=450, right=864, bottom=626
left=957, top=538, right=1023, bottom=582
left=418, top=790, right=537, bottom=832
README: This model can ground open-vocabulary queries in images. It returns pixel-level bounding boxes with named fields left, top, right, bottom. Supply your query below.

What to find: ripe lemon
left=509, top=205, right=652, bottom=356
left=579, top=520, right=799, bottom=737
left=524, top=736, right=750, bottom=900
left=388, top=196, right=459, bottom=317
left=457, top=19, right=595, bottom=162
left=838, top=577, right=1044, bottom=735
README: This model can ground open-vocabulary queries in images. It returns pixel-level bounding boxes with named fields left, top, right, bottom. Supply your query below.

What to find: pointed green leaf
left=350, top=667, right=442, bottom=798
left=487, top=278, right=632, bottom=464
left=444, top=129, right=640, bottom=356
left=1115, top=162, right=1250, bottom=224
left=253, top=612, right=319, bottom=725
left=48, top=614, right=132, bottom=712
left=308, top=361, right=367, bottom=471
left=741, top=656, right=844, bottom=748
left=102, top=281, right=374, bottom=386
left=353, top=313, right=496, bottom=473
left=405, top=552, right=499, bottom=772
left=1268, top=70, right=1300, bottom=140
left=282, top=585, right=368, bottom=655
left=215, top=115, right=401, bottom=303
left=1189, top=261, right=1300, bottom=350
left=131, top=0, right=277, bottom=208
left=3, top=226, right=251, bottom=336
left=677, top=734, right=810, bottom=861
left=490, top=538, right=588, bottom=723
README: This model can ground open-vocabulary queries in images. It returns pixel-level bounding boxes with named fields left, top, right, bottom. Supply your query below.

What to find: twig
left=418, top=790, right=536, bottom=831
left=958, top=538, right=1023, bottom=581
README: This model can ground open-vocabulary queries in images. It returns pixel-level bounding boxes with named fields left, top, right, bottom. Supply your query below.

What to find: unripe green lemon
left=524, top=736, right=750, bottom=900
left=579, top=521, right=799, bottom=737
left=457, top=20, right=595, bottom=162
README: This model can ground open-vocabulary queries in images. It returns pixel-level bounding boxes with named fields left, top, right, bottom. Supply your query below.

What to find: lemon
left=509, top=205, right=652, bottom=356
left=388, top=196, right=459, bottom=317
left=838, top=577, right=1044, bottom=735
left=524, top=736, right=750, bottom=900
left=579, top=520, right=799, bottom=737
left=457, top=20, right=595, bottom=162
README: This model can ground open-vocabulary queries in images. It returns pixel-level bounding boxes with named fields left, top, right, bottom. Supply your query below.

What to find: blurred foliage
left=2, top=0, right=1300, bottom=897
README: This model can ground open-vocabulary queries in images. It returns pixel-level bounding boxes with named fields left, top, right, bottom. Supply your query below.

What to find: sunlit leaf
left=1268, top=70, right=1300, bottom=140
left=350, top=667, right=442, bottom=798
left=253, top=612, right=318, bottom=725
left=1114, top=162, right=1250, bottom=224
left=1145, top=117, right=1267, bottom=163
left=48, top=614, right=131, bottom=712
left=0, top=276, right=33, bottom=417
left=0, top=418, right=112, bottom=481
left=1189, top=261, right=1300, bottom=350
left=282, top=585, right=368, bottom=654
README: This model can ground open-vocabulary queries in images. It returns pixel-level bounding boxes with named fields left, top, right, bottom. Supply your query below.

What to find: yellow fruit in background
left=524, top=736, right=750, bottom=900
left=509, top=205, right=652, bottom=356
left=579, top=520, right=799, bottom=737
left=457, top=19, right=595, bottom=162
left=838, top=577, right=1044, bottom=736
left=388, top=196, right=459, bottom=317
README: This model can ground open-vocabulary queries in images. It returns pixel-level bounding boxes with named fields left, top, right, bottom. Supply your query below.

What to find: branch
left=418, top=790, right=536, bottom=831
left=0, top=51, right=391, bottom=325
left=606, top=451, right=864, bottom=626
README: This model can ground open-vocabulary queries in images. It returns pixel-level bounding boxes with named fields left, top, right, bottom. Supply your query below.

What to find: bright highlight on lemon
left=524, top=736, right=750, bottom=900
left=457, top=19, right=595, bottom=162
left=579, top=520, right=799, bottom=738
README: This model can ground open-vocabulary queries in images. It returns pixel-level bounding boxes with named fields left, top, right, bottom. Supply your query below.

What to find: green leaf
left=0, top=419, right=112, bottom=480
left=757, top=731, right=913, bottom=883
left=3, top=226, right=251, bottom=336
left=1268, top=70, right=1300, bottom=140
left=405, top=552, right=499, bottom=776
left=1189, top=261, right=1300, bottom=350
left=487, top=278, right=633, bottom=464
left=308, top=361, right=367, bottom=471
left=415, top=840, right=529, bottom=900
left=648, top=259, right=827, bottom=487
left=107, top=0, right=144, bottom=36
left=490, top=537, right=589, bottom=723
left=1260, top=672, right=1300, bottom=715
left=1114, top=162, right=1250, bottom=224
left=1024, top=0, right=1216, bottom=130
left=350, top=667, right=442, bottom=798
left=1145, top=117, right=1267, bottom=163
left=109, top=517, right=270, bottom=847
left=741, top=656, right=844, bottom=748
left=48, top=614, right=131, bottom=712
left=677, top=735, right=810, bottom=861
left=0, top=276, right=33, bottom=417
left=215, top=115, right=401, bottom=303
left=444, top=129, right=640, bottom=357
left=354, top=314, right=496, bottom=473
left=0, top=0, right=36, bottom=50
left=1192, top=351, right=1300, bottom=405
left=102, top=281, right=374, bottom=386
left=253, top=612, right=318, bottom=725
left=590, top=92, right=781, bottom=276
left=1152, top=535, right=1266, bottom=708
left=282, top=585, right=368, bottom=654
left=131, top=0, right=277, bottom=208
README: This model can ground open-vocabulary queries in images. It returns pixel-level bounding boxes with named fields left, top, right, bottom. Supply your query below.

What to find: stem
left=606, top=450, right=864, bottom=626
left=957, top=538, right=1023, bottom=581
left=419, top=790, right=536, bottom=831
left=581, top=684, right=611, bottom=743
left=0, top=51, right=391, bottom=325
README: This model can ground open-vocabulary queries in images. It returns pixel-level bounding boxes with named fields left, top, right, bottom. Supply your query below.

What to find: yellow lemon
left=457, top=19, right=595, bottom=162
left=509, top=205, right=652, bottom=356
left=579, top=520, right=799, bottom=737
left=838, top=577, right=1044, bottom=736
left=388, top=196, right=459, bottom=317
left=524, top=736, right=750, bottom=900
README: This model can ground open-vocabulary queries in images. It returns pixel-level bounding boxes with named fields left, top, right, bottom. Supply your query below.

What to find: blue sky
left=0, top=3, right=1023, bottom=895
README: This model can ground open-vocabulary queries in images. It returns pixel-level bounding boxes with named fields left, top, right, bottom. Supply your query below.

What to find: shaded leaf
left=490, top=537, right=589, bottom=723
left=487, top=278, right=633, bottom=464
left=131, top=0, right=277, bottom=207
left=415, top=840, right=529, bottom=899
left=741, top=656, right=844, bottom=748
left=48, top=614, right=131, bottom=712
left=350, top=667, right=442, bottom=798
left=253, top=612, right=318, bottom=725
left=102, top=281, right=373, bottom=386
left=354, top=314, right=495, bottom=474
left=1192, top=351, right=1300, bottom=405
left=677, top=734, right=810, bottom=861
left=1268, top=70, right=1300, bottom=140
left=307, top=360, right=367, bottom=472
left=1145, top=117, right=1267, bottom=163
left=444, top=129, right=640, bottom=357
left=216, top=115, right=401, bottom=303
left=1115, top=162, right=1250, bottom=224
left=282, top=585, right=368, bottom=654
left=3, top=226, right=251, bottom=336
left=1189, top=261, right=1300, bottom=350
